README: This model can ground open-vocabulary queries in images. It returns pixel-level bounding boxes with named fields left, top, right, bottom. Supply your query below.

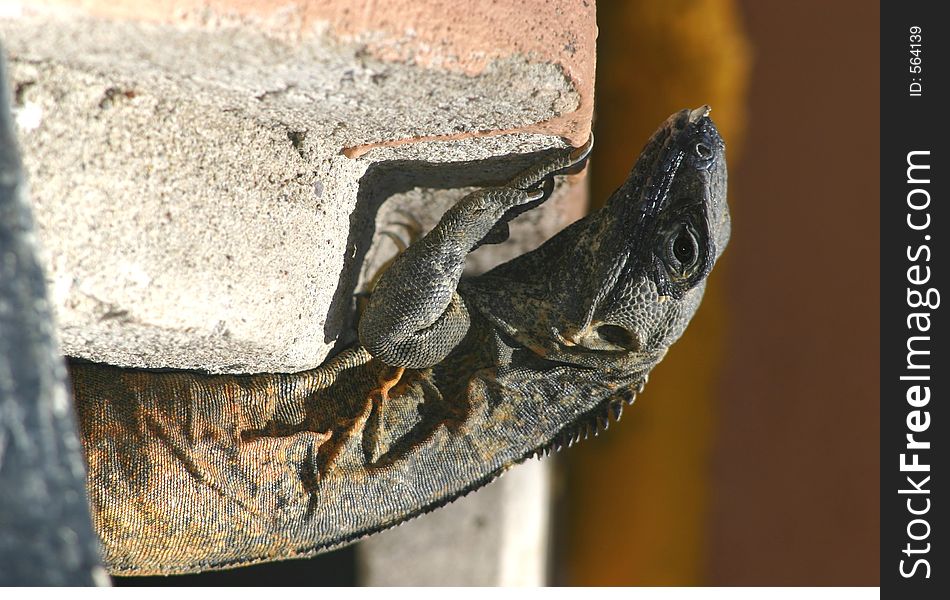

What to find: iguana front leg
left=358, top=139, right=592, bottom=369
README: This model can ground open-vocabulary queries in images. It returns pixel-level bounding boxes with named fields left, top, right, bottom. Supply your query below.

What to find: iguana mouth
left=542, top=329, right=667, bottom=373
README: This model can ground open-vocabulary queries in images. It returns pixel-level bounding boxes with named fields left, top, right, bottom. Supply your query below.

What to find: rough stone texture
left=357, top=460, right=551, bottom=586
left=0, top=1, right=594, bottom=373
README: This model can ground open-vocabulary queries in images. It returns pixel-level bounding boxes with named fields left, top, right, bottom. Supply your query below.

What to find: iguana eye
left=695, top=142, right=712, bottom=159
left=669, top=225, right=698, bottom=271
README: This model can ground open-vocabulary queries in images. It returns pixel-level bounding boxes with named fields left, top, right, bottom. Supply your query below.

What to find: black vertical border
left=881, top=2, right=945, bottom=596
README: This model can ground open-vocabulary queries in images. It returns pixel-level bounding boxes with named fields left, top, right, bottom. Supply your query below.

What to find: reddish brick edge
left=21, top=0, right=596, bottom=152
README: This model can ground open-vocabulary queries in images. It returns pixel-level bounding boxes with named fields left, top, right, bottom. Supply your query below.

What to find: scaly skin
left=69, top=106, right=730, bottom=575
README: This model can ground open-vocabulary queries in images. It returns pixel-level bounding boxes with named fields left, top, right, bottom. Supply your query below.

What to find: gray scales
left=67, top=106, right=731, bottom=574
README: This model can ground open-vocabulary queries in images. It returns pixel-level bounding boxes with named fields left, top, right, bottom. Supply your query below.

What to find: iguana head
left=471, top=106, right=730, bottom=375
left=558, top=105, right=730, bottom=369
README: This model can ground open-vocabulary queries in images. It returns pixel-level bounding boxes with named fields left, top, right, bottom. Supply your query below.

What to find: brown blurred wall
left=708, top=0, right=879, bottom=585
left=563, top=0, right=879, bottom=586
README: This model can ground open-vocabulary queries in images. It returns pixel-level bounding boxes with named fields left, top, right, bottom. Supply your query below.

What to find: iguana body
left=69, top=106, right=731, bottom=575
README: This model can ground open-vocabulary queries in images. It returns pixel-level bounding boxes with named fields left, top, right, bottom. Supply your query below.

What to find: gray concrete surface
left=0, top=14, right=579, bottom=373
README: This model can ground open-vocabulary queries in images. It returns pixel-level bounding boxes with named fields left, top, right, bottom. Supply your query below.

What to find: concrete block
left=0, top=0, right=594, bottom=373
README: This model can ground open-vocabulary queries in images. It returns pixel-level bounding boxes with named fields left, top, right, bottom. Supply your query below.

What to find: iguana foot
left=477, top=136, right=594, bottom=247
left=371, top=365, right=405, bottom=402
left=363, top=365, right=406, bottom=462
left=507, top=133, right=593, bottom=192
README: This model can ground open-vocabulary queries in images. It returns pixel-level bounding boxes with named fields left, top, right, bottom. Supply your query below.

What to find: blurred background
left=560, top=0, right=879, bottom=586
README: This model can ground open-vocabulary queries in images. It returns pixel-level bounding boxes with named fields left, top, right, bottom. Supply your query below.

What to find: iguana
left=68, top=106, right=730, bottom=575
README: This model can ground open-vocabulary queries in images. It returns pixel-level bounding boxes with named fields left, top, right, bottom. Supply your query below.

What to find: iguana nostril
left=596, top=324, right=640, bottom=352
